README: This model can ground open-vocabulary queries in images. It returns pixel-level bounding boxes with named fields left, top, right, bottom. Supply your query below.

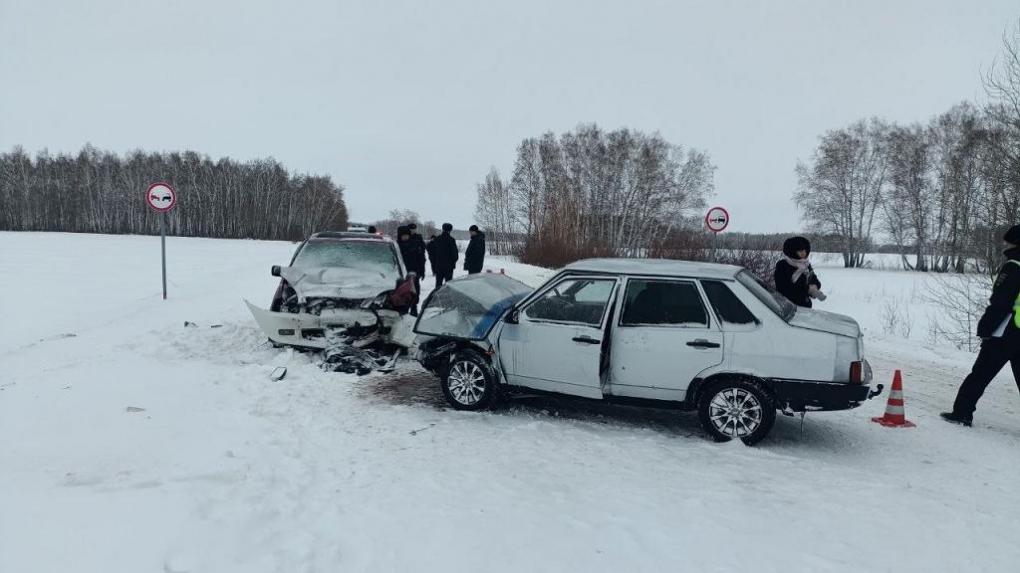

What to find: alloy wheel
left=708, top=387, right=764, bottom=438
left=447, top=360, right=488, bottom=406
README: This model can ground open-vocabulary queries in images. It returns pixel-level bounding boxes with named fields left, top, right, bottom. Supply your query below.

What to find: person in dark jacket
left=942, top=225, right=1020, bottom=426
left=407, top=223, right=428, bottom=277
left=464, top=225, right=486, bottom=274
left=774, top=236, right=825, bottom=308
left=429, top=223, right=459, bottom=289
left=396, top=226, right=423, bottom=315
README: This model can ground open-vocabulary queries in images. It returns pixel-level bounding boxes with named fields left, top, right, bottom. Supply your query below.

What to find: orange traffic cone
left=871, top=370, right=916, bottom=428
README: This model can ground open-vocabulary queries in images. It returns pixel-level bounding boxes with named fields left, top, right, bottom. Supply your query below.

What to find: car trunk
left=788, top=307, right=861, bottom=338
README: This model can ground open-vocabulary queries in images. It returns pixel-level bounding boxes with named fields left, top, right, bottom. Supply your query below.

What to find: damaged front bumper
left=245, top=300, right=416, bottom=350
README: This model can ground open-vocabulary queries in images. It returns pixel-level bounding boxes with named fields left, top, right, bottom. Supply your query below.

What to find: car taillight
left=850, top=361, right=863, bottom=384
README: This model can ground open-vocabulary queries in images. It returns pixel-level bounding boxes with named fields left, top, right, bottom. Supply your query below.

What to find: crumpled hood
left=415, top=273, right=533, bottom=340
left=788, top=307, right=861, bottom=338
left=280, top=266, right=397, bottom=300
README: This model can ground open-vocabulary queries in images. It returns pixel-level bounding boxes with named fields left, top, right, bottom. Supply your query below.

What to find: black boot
left=940, top=412, right=972, bottom=427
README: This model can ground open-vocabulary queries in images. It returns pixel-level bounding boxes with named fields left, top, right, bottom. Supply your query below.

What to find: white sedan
left=414, top=258, right=881, bottom=445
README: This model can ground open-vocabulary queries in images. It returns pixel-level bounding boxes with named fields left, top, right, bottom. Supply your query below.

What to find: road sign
left=145, top=182, right=177, bottom=300
left=705, top=206, right=730, bottom=233
left=146, top=182, right=177, bottom=213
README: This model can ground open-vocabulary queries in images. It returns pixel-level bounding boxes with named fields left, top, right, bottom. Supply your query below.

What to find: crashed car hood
left=280, top=266, right=399, bottom=300
left=788, top=307, right=861, bottom=338
left=415, top=274, right=533, bottom=340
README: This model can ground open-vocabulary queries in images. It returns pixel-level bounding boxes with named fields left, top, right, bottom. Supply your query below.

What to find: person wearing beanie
left=773, top=236, right=825, bottom=308
left=464, top=225, right=486, bottom=274
left=942, top=224, right=1020, bottom=426
left=428, top=223, right=459, bottom=289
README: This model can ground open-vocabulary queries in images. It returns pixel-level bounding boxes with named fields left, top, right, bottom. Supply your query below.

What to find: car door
left=498, top=276, right=618, bottom=399
left=607, top=277, right=723, bottom=400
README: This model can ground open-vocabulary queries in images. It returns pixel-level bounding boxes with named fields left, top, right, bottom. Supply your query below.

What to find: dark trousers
left=951, top=333, right=1020, bottom=417
left=409, top=274, right=422, bottom=316
left=434, top=268, right=454, bottom=290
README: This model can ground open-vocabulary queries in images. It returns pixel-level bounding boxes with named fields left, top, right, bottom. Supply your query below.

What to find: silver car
left=414, top=259, right=881, bottom=445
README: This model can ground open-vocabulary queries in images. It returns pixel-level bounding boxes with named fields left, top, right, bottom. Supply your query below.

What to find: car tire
left=440, top=350, right=502, bottom=411
left=697, top=378, right=776, bottom=446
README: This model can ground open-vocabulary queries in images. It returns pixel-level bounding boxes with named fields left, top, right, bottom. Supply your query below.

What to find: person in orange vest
left=942, top=224, right=1020, bottom=426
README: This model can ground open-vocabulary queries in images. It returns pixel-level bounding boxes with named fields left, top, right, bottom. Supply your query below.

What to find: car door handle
left=572, top=335, right=601, bottom=345
left=686, top=339, right=720, bottom=349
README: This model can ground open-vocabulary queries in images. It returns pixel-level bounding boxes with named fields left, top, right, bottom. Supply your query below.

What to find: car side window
left=621, top=279, right=709, bottom=327
left=524, top=278, right=615, bottom=326
left=701, top=280, right=758, bottom=325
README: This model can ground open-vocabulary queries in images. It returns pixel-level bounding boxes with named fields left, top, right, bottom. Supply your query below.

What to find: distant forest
left=0, top=145, right=348, bottom=241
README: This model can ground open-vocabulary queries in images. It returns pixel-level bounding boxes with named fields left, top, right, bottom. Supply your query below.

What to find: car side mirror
left=505, top=310, right=520, bottom=325
left=271, top=265, right=281, bottom=277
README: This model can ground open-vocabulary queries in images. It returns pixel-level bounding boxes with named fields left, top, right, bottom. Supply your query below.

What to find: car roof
left=309, top=231, right=387, bottom=241
left=562, top=258, right=743, bottom=280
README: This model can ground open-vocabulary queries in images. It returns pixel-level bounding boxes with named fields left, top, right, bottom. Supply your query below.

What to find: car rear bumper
left=767, top=378, right=880, bottom=412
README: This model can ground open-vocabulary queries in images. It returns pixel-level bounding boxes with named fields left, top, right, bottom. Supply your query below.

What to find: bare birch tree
left=795, top=119, right=888, bottom=268
left=473, top=124, right=714, bottom=266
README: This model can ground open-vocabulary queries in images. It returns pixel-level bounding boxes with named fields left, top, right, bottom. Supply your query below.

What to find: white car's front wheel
left=698, top=379, right=776, bottom=446
left=441, top=351, right=501, bottom=411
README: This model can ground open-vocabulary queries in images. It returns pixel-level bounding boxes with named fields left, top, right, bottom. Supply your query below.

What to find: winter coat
left=410, top=234, right=427, bottom=275
left=976, top=246, right=1020, bottom=338
left=428, top=232, right=459, bottom=273
left=774, top=237, right=820, bottom=308
left=425, top=239, right=439, bottom=273
left=464, top=232, right=486, bottom=273
left=397, top=232, right=425, bottom=276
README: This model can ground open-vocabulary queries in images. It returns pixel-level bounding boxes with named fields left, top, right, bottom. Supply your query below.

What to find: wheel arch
left=686, top=372, right=779, bottom=408
left=422, top=339, right=497, bottom=376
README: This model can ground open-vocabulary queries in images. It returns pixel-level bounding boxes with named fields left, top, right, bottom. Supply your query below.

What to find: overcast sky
left=1, top=0, right=1016, bottom=233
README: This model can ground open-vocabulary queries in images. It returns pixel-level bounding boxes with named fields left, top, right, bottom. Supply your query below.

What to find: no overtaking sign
left=146, top=182, right=177, bottom=212
left=705, top=206, right=729, bottom=233
left=145, top=182, right=177, bottom=299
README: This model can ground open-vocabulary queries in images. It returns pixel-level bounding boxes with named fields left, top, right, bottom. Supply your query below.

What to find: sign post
left=145, top=182, right=178, bottom=299
left=704, top=206, right=730, bottom=261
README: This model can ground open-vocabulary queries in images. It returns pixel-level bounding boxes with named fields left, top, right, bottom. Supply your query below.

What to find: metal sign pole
left=161, top=213, right=168, bottom=300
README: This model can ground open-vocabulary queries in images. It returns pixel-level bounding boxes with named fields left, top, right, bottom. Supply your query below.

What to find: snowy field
left=2, top=232, right=1020, bottom=573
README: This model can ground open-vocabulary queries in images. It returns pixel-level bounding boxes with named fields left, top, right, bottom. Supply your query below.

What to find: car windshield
left=736, top=270, right=796, bottom=321
left=415, top=274, right=534, bottom=340
left=292, top=240, right=399, bottom=274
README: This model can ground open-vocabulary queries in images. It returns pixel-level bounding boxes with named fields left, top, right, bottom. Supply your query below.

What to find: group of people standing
left=771, top=227, right=1020, bottom=429
left=395, top=223, right=487, bottom=294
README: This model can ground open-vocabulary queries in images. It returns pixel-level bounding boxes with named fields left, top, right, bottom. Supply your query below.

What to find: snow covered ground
left=2, top=232, right=1019, bottom=573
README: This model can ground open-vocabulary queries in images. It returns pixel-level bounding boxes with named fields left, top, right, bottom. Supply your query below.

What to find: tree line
left=796, top=22, right=1020, bottom=272
left=0, top=145, right=348, bottom=241
left=474, top=124, right=715, bottom=267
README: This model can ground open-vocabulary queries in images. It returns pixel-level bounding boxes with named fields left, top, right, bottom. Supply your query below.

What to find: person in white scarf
left=774, top=236, right=826, bottom=308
